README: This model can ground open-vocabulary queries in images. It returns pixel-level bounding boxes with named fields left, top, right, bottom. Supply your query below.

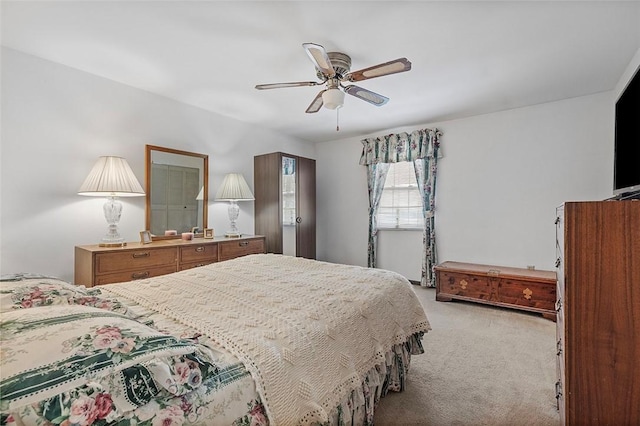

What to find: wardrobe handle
left=239, top=241, right=249, bottom=247
left=195, top=246, right=205, bottom=252
left=296, top=217, right=302, bottom=224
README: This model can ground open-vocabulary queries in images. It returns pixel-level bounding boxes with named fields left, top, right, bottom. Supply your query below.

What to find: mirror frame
left=145, top=145, right=208, bottom=239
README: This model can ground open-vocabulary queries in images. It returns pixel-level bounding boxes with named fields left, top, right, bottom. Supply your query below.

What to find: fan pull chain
left=336, top=108, right=340, bottom=131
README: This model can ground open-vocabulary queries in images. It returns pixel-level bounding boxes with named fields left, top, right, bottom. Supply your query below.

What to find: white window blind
left=377, top=161, right=424, bottom=229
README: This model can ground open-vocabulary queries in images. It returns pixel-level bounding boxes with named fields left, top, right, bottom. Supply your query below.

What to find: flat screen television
left=613, top=65, right=640, bottom=198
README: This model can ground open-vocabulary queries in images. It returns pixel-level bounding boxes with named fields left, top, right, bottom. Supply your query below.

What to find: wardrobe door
left=296, top=156, right=316, bottom=259
left=254, top=153, right=283, bottom=254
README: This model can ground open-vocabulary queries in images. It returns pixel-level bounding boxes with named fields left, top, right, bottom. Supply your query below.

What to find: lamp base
left=99, top=241, right=127, bottom=248
left=100, top=197, right=126, bottom=248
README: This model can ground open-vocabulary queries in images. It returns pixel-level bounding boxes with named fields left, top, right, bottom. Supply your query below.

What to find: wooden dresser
left=434, top=261, right=557, bottom=320
left=75, top=235, right=265, bottom=287
left=555, top=201, right=640, bottom=425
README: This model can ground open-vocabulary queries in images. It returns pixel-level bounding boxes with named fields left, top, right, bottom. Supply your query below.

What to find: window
left=377, top=161, right=424, bottom=229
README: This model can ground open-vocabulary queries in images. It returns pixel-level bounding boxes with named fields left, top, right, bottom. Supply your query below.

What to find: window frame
left=376, top=161, right=424, bottom=231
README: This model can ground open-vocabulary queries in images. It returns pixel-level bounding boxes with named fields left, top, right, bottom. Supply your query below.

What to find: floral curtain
left=366, top=163, right=390, bottom=268
left=414, top=152, right=440, bottom=287
left=361, top=128, right=442, bottom=287
left=360, top=129, right=439, bottom=165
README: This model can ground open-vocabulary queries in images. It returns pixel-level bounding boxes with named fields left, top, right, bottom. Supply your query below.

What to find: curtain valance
left=359, top=128, right=442, bottom=165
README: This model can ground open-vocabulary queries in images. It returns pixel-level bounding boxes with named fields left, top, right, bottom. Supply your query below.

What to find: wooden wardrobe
left=555, top=200, right=640, bottom=425
left=254, top=152, right=316, bottom=259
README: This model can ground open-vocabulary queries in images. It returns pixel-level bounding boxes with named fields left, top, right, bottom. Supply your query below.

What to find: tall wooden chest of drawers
left=75, top=235, right=265, bottom=287
left=555, top=201, right=640, bottom=425
left=435, top=261, right=557, bottom=320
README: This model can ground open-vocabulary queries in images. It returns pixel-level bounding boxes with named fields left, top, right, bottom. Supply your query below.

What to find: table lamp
left=78, top=156, right=145, bottom=246
left=215, top=173, right=254, bottom=238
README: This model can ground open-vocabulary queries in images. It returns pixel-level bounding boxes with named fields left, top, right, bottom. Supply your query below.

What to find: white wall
left=0, top=47, right=314, bottom=282
left=3, top=45, right=636, bottom=284
left=316, top=91, right=614, bottom=279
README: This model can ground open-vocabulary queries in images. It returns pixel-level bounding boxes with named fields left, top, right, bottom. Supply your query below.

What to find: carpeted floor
left=374, top=287, right=560, bottom=426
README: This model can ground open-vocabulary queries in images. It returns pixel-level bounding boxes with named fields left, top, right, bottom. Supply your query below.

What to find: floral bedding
left=0, top=273, right=130, bottom=317
left=0, top=275, right=266, bottom=426
left=1, top=266, right=427, bottom=426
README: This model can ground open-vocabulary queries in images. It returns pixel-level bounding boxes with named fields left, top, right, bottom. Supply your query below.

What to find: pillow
left=0, top=305, right=218, bottom=424
left=0, top=274, right=130, bottom=316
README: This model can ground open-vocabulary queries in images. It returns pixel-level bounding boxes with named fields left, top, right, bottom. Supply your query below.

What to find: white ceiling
left=2, top=1, right=639, bottom=143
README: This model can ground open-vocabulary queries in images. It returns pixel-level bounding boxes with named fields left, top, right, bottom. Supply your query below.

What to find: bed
left=1, top=254, right=430, bottom=426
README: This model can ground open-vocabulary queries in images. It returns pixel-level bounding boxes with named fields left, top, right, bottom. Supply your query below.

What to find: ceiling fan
left=255, top=43, right=412, bottom=114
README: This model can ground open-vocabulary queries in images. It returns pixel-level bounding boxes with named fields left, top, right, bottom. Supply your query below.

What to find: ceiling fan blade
left=305, top=90, right=325, bottom=113
left=345, top=58, right=411, bottom=82
left=303, top=43, right=336, bottom=78
left=255, top=81, right=320, bottom=90
left=344, top=85, right=389, bottom=106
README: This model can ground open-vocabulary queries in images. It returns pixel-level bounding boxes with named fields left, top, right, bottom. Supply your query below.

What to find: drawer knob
left=239, top=241, right=249, bottom=247
left=196, top=246, right=205, bottom=252
left=131, top=271, right=150, bottom=279
left=132, top=252, right=150, bottom=258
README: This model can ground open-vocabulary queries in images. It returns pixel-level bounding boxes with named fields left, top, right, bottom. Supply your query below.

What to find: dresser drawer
left=95, top=247, right=176, bottom=274
left=94, top=265, right=178, bottom=286
left=179, top=243, right=218, bottom=263
left=179, top=260, right=216, bottom=271
left=219, top=238, right=265, bottom=261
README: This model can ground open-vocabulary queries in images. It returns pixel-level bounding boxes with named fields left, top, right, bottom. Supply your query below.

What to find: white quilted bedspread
left=102, top=254, right=430, bottom=426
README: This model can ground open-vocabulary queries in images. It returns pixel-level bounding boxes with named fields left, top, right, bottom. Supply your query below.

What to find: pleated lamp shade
left=78, top=156, right=145, bottom=197
left=215, top=173, right=254, bottom=201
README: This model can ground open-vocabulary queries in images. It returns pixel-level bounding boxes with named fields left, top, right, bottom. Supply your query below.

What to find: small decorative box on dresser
left=434, top=261, right=557, bottom=320
left=555, top=201, right=640, bottom=425
left=75, top=235, right=265, bottom=287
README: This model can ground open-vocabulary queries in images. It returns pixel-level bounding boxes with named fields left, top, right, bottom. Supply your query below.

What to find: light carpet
left=373, top=287, right=560, bottom=426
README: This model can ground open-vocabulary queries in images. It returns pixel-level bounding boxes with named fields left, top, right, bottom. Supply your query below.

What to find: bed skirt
left=324, top=332, right=425, bottom=426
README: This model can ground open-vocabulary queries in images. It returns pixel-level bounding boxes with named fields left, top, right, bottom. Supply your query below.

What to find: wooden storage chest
left=434, top=261, right=556, bottom=320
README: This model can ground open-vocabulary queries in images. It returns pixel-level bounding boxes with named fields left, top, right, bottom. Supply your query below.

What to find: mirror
left=282, top=156, right=296, bottom=256
left=145, top=145, right=208, bottom=238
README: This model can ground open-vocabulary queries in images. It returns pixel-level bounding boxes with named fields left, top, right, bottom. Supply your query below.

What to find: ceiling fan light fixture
left=255, top=43, right=412, bottom=117
left=322, top=88, right=345, bottom=110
